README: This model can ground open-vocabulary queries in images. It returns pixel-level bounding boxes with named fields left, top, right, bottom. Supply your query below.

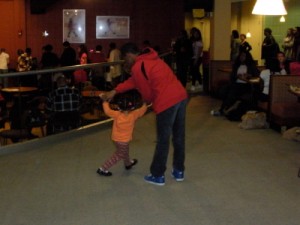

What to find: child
left=97, top=92, right=147, bottom=176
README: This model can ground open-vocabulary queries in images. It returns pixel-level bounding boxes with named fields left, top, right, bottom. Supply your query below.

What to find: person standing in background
left=60, top=41, right=77, bottom=85
left=77, top=44, right=89, bottom=65
left=261, top=28, right=279, bottom=69
left=292, top=27, right=300, bottom=61
left=173, top=29, right=193, bottom=87
left=282, top=28, right=295, bottom=61
left=230, top=30, right=241, bottom=62
left=0, top=48, right=10, bottom=87
left=90, top=45, right=107, bottom=88
left=106, top=42, right=122, bottom=86
left=239, top=34, right=252, bottom=53
left=39, top=44, right=60, bottom=93
left=90, top=45, right=106, bottom=64
left=17, top=48, right=37, bottom=86
left=190, top=27, right=203, bottom=91
left=17, top=47, right=32, bottom=72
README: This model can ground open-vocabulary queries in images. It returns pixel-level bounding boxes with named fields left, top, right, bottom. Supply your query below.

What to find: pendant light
left=252, top=0, right=287, bottom=15
left=280, top=15, right=285, bottom=22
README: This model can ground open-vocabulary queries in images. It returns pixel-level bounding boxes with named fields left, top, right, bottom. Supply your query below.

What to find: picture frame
left=63, top=9, right=86, bottom=43
left=96, top=16, right=130, bottom=39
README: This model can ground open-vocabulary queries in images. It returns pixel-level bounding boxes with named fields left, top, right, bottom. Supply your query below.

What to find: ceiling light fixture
left=252, top=0, right=287, bottom=15
left=280, top=15, right=285, bottom=22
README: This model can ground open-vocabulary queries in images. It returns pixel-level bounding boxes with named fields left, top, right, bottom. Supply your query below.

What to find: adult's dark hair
left=120, top=42, right=140, bottom=56
left=232, top=30, right=239, bottom=39
left=264, top=28, right=272, bottom=34
left=63, top=41, right=70, bottom=47
left=25, top=48, right=32, bottom=54
left=44, top=44, right=53, bottom=52
left=240, top=33, right=246, bottom=39
left=180, top=29, right=188, bottom=39
left=78, top=44, right=88, bottom=59
left=95, top=45, right=102, bottom=51
left=234, top=50, right=255, bottom=68
left=190, top=27, right=202, bottom=41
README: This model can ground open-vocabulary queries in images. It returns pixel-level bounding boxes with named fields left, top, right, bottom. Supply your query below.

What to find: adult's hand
left=99, top=89, right=116, bottom=101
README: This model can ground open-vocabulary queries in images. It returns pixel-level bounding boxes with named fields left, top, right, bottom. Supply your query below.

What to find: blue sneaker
left=144, top=174, right=165, bottom=186
left=171, top=169, right=184, bottom=181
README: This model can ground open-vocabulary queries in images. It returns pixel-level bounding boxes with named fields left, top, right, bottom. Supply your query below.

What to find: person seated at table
left=211, top=51, right=260, bottom=118
left=259, top=51, right=290, bottom=102
left=46, top=75, right=81, bottom=134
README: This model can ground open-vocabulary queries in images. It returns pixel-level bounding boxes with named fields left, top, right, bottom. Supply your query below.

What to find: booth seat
left=267, top=75, right=300, bottom=130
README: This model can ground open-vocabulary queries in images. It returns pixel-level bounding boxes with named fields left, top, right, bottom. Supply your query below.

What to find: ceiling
left=184, top=0, right=214, bottom=12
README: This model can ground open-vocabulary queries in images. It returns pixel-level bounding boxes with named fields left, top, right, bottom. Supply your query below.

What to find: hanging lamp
left=252, top=0, right=287, bottom=15
left=280, top=15, right=285, bottom=22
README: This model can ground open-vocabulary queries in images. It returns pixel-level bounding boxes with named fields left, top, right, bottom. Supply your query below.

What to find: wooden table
left=218, top=66, right=266, bottom=74
left=81, top=90, right=104, bottom=97
left=2, top=86, right=38, bottom=93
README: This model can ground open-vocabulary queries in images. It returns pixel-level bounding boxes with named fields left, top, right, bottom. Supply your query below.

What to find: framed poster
left=63, top=9, right=86, bottom=43
left=96, top=16, right=129, bottom=39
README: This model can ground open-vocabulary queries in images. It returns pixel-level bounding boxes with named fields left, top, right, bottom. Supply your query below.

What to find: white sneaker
left=190, top=85, right=195, bottom=91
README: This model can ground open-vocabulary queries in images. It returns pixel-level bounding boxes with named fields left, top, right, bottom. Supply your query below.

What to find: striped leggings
left=101, top=141, right=131, bottom=170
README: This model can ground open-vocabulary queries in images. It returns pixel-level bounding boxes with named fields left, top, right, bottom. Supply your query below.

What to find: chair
left=48, top=111, right=81, bottom=134
left=0, top=97, right=47, bottom=145
left=0, top=110, right=38, bottom=145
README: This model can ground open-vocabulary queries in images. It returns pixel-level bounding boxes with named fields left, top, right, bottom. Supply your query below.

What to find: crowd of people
left=0, top=41, right=131, bottom=91
left=0, top=41, right=130, bottom=138
left=211, top=27, right=300, bottom=121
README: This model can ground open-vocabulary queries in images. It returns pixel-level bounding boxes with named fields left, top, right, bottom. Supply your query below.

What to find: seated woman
left=211, top=51, right=260, bottom=118
left=259, top=51, right=290, bottom=102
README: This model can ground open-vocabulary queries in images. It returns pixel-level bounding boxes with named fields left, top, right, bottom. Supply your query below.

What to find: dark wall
left=25, top=0, right=185, bottom=61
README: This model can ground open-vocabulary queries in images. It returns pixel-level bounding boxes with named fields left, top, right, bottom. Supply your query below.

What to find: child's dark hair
left=111, top=90, right=143, bottom=111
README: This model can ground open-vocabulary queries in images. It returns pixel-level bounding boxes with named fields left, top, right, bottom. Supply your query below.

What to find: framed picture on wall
left=96, top=16, right=130, bottom=39
left=63, top=9, right=86, bottom=43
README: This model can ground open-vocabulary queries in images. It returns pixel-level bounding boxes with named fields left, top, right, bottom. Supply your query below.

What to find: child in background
left=97, top=92, right=147, bottom=176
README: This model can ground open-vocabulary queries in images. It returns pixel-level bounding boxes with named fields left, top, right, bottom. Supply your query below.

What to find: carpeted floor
left=0, top=94, right=300, bottom=225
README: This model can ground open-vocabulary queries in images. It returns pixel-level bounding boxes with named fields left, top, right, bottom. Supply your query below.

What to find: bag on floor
left=282, top=127, right=300, bottom=142
left=238, top=111, right=268, bottom=129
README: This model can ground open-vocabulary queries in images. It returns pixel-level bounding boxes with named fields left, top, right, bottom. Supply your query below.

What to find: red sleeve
left=115, top=77, right=136, bottom=93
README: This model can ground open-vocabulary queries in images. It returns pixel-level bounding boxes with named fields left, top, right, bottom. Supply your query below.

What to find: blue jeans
left=150, top=99, right=188, bottom=177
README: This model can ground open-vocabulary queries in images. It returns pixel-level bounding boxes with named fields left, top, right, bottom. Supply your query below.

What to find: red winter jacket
left=115, top=48, right=188, bottom=114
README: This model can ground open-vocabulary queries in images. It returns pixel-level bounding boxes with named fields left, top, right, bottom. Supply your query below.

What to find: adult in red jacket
left=101, top=42, right=188, bottom=185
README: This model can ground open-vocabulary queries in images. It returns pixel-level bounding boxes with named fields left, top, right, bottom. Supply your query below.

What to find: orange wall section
left=0, top=0, right=26, bottom=69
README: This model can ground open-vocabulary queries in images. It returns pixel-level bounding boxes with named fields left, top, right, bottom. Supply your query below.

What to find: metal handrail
left=1, top=49, right=173, bottom=78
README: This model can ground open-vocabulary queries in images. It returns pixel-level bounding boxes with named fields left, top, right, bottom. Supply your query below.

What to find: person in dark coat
left=60, top=41, right=76, bottom=85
